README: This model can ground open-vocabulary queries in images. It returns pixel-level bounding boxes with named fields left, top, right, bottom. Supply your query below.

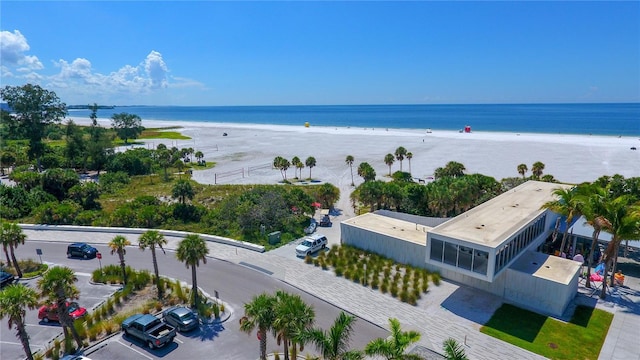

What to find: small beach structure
left=341, top=181, right=581, bottom=317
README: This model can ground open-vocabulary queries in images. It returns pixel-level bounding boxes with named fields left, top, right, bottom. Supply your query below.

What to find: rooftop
left=342, top=212, right=430, bottom=245
left=429, top=181, right=572, bottom=248
left=509, top=250, right=581, bottom=285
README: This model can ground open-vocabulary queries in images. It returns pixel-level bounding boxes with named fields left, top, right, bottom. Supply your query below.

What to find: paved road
left=7, top=227, right=640, bottom=360
left=1, top=240, right=388, bottom=360
left=0, top=274, right=117, bottom=360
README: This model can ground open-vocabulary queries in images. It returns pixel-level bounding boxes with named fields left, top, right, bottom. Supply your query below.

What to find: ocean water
left=67, top=103, right=640, bottom=136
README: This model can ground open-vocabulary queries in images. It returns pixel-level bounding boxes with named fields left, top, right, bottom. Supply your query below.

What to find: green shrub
left=400, top=290, right=409, bottom=303
left=63, top=336, right=74, bottom=355
left=432, top=273, right=441, bottom=286
left=390, top=284, right=398, bottom=298
left=335, top=267, right=343, bottom=277
left=370, top=276, right=379, bottom=290
left=407, top=292, right=417, bottom=306
left=380, top=282, right=388, bottom=294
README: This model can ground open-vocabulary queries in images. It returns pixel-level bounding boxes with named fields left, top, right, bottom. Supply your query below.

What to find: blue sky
left=1, top=1, right=638, bottom=106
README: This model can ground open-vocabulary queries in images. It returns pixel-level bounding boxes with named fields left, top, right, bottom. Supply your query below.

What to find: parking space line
left=174, top=338, right=184, bottom=344
left=1, top=340, right=23, bottom=345
left=116, top=340, right=154, bottom=360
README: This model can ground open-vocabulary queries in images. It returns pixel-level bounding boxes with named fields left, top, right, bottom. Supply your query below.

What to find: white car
left=296, top=234, right=328, bottom=257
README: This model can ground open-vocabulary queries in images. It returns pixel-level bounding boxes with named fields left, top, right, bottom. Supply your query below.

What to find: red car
left=38, top=302, right=87, bottom=323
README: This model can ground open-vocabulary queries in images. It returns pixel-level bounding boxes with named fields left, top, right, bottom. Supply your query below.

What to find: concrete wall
left=504, top=269, right=578, bottom=317
left=19, top=224, right=265, bottom=252
left=341, top=223, right=426, bottom=268
left=422, top=262, right=507, bottom=296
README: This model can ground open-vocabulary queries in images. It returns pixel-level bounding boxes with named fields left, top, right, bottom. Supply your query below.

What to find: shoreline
left=69, top=116, right=639, bottom=219
left=70, top=116, right=640, bottom=145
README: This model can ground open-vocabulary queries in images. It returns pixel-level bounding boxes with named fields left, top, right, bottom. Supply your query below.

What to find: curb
left=19, top=224, right=266, bottom=253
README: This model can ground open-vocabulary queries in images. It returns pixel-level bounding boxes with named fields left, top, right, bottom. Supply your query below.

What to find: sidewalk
left=22, top=227, right=640, bottom=359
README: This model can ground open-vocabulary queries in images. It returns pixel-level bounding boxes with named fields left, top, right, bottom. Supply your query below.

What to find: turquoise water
left=68, top=103, right=640, bottom=136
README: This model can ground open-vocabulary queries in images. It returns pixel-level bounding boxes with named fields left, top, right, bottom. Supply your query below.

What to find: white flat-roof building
left=341, top=181, right=582, bottom=317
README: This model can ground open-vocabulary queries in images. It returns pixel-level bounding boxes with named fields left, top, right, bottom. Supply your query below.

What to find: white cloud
left=144, top=50, right=168, bottom=89
left=0, top=30, right=43, bottom=70
left=48, top=51, right=171, bottom=99
left=1, top=29, right=203, bottom=104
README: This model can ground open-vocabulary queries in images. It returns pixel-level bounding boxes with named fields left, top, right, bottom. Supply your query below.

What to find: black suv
left=1, top=269, right=16, bottom=287
left=67, top=243, right=98, bottom=259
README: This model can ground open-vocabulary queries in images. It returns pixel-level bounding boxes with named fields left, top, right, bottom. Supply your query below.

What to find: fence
left=214, top=168, right=244, bottom=184
left=247, top=162, right=273, bottom=176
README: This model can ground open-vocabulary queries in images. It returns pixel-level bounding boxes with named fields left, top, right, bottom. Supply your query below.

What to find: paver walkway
left=22, top=227, right=640, bottom=359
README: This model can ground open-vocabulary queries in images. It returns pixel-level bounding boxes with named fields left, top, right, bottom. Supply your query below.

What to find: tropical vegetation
left=176, top=234, right=209, bottom=307
left=37, top=266, right=84, bottom=349
left=0, top=284, right=40, bottom=360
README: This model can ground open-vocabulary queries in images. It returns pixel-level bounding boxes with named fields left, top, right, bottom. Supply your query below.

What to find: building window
left=473, top=249, right=488, bottom=275
left=430, top=238, right=444, bottom=262
left=458, top=246, right=473, bottom=270
left=443, top=242, right=458, bottom=266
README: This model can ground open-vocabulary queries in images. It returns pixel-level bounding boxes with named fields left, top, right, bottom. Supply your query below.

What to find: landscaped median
left=36, top=265, right=232, bottom=360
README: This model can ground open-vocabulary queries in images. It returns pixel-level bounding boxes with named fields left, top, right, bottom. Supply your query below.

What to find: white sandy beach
left=72, top=117, right=640, bottom=218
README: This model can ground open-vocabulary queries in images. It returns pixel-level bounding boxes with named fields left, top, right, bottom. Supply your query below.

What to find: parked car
left=61, top=355, right=92, bottom=360
left=319, top=214, right=332, bottom=227
left=67, top=243, right=98, bottom=259
left=38, top=302, right=87, bottom=323
left=122, top=313, right=177, bottom=349
left=295, top=234, right=328, bottom=257
left=304, top=218, right=317, bottom=234
left=163, top=306, right=199, bottom=332
left=1, top=270, right=17, bottom=287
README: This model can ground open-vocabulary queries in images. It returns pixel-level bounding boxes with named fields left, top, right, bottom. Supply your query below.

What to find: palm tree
left=273, top=290, right=315, bottom=360
left=394, top=147, right=407, bottom=171
left=273, top=156, right=290, bottom=181
left=384, top=154, right=395, bottom=176
left=517, top=163, right=528, bottom=179
left=174, top=159, right=185, bottom=178
left=176, top=234, right=209, bottom=307
left=292, top=156, right=301, bottom=179
left=578, top=184, right=611, bottom=289
left=357, top=162, right=376, bottom=182
left=109, top=235, right=131, bottom=285
left=445, top=161, right=466, bottom=178
left=406, top=152, right=413, bottom=175
left=541, top=187, right=582, bottom=255
left=195, top=150, right=204, bottom=165
left=442, top=338, right=468, bottom=360
left=138, top=230, right=168, bottom=298
left=306, top=156, right=316, bottom=180
left=364, top=318, right=421, bottom=360
left=0, top=222, right=26, bottom=278
left=172, top=179, right=195, bottom=204
left=296, top=311, right=363, bottom=360
left=598, top=195, right=640, bottom=299
left=0, top=284, right=40, bottom=360
left=531, top=161, right=545, bottom=179
left=345, top=155, right=355, bottom=186
left=38, top=266, right=83, bottom=349
left=239, top=293, right=277, bottom=360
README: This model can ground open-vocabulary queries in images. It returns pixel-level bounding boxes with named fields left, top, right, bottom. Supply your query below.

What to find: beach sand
left=72, top=117, right=640, bottom=219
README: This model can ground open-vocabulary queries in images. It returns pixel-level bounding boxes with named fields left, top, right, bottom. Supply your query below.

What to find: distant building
left=341, top=181, right=581, bottom=317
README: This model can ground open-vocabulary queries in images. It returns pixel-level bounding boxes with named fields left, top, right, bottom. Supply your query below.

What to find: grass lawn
left=140, top=128, right=191, bottom=140
left=481, top=304, right=613, bottom=360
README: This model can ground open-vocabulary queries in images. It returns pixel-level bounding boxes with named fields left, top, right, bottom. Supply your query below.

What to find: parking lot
left=0, top=273, right=119, bottom=360
left=82, top=317, right=262, bottom=360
